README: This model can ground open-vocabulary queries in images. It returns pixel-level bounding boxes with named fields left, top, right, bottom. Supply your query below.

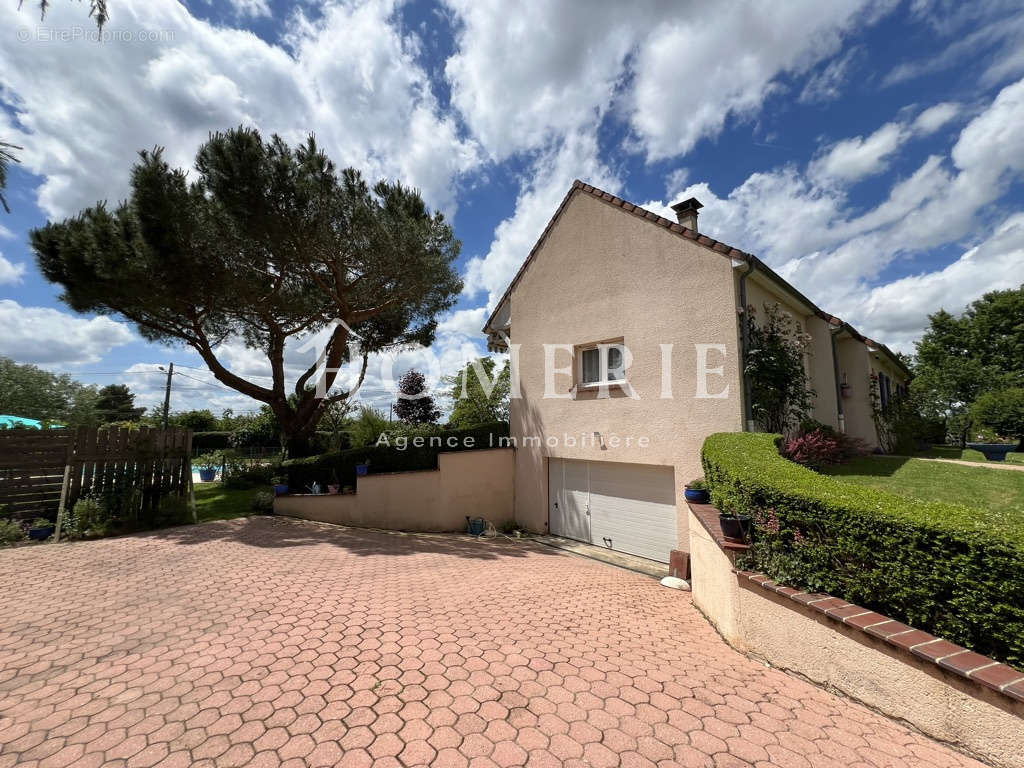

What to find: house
left=482, top=180, right=910, bottom=564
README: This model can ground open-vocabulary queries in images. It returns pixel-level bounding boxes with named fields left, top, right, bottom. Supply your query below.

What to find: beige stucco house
left=483, top=180, right=909, bottom=564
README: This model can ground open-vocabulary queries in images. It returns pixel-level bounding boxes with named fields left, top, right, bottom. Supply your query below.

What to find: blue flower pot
left=273, top=484, right=289, bottom=496
left=684, top=487, right=710, bottom=504
left=356, top=464, right=369, bottom=477
left=966, top=443, right=1016, bottom=462
left=29, top=525, right=55, bottom=541
left=198, top=468, right=217, bottom=482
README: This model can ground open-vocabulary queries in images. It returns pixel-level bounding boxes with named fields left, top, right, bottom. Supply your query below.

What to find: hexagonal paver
left=0, top=517, right=987, bottom=768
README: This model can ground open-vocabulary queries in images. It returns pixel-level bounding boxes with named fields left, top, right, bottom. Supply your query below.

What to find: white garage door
left=548, top=458, right=677, bottom=563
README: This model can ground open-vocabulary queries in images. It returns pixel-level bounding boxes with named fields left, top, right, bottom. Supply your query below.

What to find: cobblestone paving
left=0, top=516, right=985, bottom=768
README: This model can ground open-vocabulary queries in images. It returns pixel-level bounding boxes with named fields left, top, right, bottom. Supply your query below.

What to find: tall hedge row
left=702, top=432, right=1024, bottom=668
left=192, top=431, right=232, bottom=452
left=282, top=422, right=510, bottom=491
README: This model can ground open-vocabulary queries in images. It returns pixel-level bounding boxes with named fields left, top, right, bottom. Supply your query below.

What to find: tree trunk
left=284, top=433, right=316, bottom=459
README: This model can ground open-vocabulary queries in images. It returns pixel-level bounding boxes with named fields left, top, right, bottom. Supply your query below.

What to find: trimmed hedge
left=282, top=422, right=510, bottom=491
left=702, top=432, right=1024, bottom=668
left=192, top=432, right=232, bottom=452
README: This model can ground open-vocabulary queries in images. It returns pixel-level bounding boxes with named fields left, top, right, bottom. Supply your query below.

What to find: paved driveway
left=0, top=517, right=983, bottom=768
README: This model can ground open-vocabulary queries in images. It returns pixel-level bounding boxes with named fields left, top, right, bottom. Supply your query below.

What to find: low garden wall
left=689, top=506, right=1024, bottom=768
left=274, top=448, right=514, bottom=532
left=691, top=432, right=1024, bottom=767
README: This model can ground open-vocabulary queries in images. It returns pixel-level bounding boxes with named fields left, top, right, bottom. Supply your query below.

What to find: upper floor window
left=578, top=342, right=626, bottom=387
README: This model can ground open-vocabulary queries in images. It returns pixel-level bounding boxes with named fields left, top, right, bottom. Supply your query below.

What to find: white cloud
left=628, top=0, right=893, bottom=161
left=443, top=0, right=893, bottom=163
left=462, top=131, right=620, bottom=309
left=799, top=47, right=861, bottom=103
left=0, top=223, right=14, bottom=240
left=437, top=307, right=488, bottom=338
left=650, top=78, right=1024, bottom=352
left=227, top=0, right=271, bottom=19
left=0, top=300, right=134, bottom=365
left=0, top=0, right=478, bottom=219
left=849, top=213, right=1024, bottom=351
left=0, top=252, right=26, bottom=284
left=913, top=101, right=960, bottom=134
left=809, top=122, right=907, bottom=184
left=442, top=0, right=641, bottom=161
left=883, top=4, right=1024, bottom=89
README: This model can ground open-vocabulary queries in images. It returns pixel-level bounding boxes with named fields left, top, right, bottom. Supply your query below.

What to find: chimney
left=670, top=197, right=703, bottom=231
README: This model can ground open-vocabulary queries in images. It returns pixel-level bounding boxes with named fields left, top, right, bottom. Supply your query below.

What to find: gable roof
left=483, top=180, right=911, bottom=378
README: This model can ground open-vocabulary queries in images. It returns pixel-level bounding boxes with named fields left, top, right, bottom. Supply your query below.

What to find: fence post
left=185, top=430, right=197, bottom=523
left=53, top=444, right=73, bottom=544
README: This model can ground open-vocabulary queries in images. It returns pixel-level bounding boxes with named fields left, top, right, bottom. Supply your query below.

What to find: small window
left=578, top=342, right=627, bottom=387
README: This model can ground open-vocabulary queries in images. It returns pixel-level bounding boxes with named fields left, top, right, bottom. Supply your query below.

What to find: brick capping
left=688, top=501, right=750, bottom=552
left=687, top=502, right=1024, bottom=705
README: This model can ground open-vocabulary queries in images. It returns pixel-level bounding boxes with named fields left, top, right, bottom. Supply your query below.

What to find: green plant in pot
left=195, top=450, right=224, bottom=483
left=719, top=506, right=752, bottom=542
left=271, top=475, right=289, bottom=496
left=28, top=517, right=55, bottom=540
left=684, top=478, right=710, bottom=504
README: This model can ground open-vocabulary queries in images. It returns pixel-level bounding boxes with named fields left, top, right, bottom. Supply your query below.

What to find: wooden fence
left=0, top=427, right=193, bottom=531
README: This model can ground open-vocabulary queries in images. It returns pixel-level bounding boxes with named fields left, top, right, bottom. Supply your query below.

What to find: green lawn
left=822, top=457, right=1024, bottom=522
left=193, top=483, right=267, bottom=522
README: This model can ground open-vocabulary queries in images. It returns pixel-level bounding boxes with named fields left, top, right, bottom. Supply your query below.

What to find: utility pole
left=161, top=362, right=174, bottom=430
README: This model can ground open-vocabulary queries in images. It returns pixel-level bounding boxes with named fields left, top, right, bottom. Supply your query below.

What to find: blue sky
left=1, top=0, right=1023, bottom=415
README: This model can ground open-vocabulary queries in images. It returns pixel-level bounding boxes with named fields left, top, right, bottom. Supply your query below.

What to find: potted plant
left=355, top=459, right=370, bottom=477
left=327, top=469, right=340, bottom=495
left=684, top=478, right=710, bottom=504
left=28, top=517, right=55, bottom=540
left=271, top=475, right=289, bottom=496
left=719, top=508, right=752, bottom=542
left=195, top=450, right=223, bottom=483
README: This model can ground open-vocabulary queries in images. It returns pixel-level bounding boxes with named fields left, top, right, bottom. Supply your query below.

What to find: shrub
left=283, top=422, right=510, bottom=491
left=65, top=495, right=110, bottom=539
left=686, top=478, right=707, bottom=490
left=222, top=457, right=278, bottom=489
left=702, top=432, right=1024, bottom=668
left=781, top=429, right=842, bottom=468
left=251, top=491, right=274, bottom=514
left=0, top=519, right=25, bottom=544
left=783, top=424, right=870, bottom=468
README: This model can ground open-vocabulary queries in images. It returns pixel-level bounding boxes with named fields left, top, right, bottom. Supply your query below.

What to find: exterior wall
left=688, top=511, right=1024, bottom=768
left=807, top=316, right=840, bottom=430
left=275, top=449, right=514, bottom=532
left=744, top=277, right=839, bottom=430
left=509, top=192, right=744, bottom=549
left=837, top=337, right=877, bottom=447
left=689, top=509, right=742, bottom=642
left=870, top=351, right=911, bottom=404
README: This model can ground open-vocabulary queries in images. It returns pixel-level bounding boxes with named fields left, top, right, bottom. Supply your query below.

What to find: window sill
left=577, top=380, right=628, bottom=390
